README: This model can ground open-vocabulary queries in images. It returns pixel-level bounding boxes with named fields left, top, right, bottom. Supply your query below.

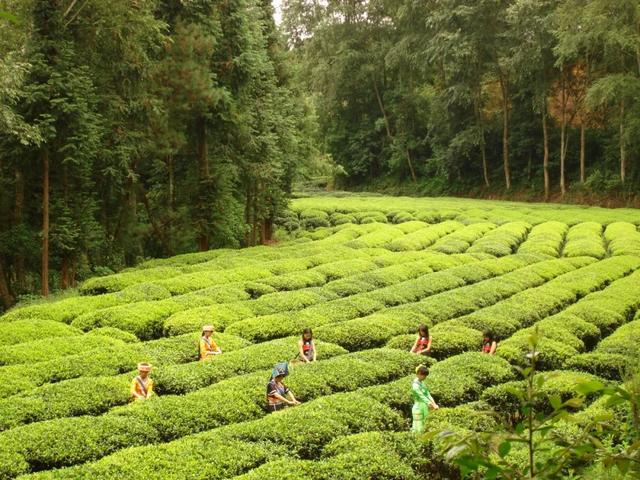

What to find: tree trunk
left=167, top=154, right=174, bottom=211
left=499, top=75, right=511, bottom=189
left=14, top=167, right=25, bottom=290
left=60, top=256, right=70, bottom=290
left=0, top=257, right=14, bottom=310
left=560, top=73, right=567, bottom=197
left=474, top=93, right=490, bottom=187
left=620, top=102, right=626, bottom=184
left=244, top=186, right=252, bottom=246
left=139, top=184, right=172, bottom=255
left=250, top=184, right=259, bottom=247
left=542, top=104, right=550, bottom=201
left=579, top=122, right=586, bottom=183
left=373, top=79, right=416, bottom=182
left=196, top=116, right=209, bottom=251
left=41, top=148, right=50, bottom=297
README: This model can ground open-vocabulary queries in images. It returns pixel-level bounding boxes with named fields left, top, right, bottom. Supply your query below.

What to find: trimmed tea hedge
left=518, top=221, right=567, bottom=257
left=604, top=221, right=640, bottom=256
left=467, top=221, right=531, bottom=256
left=0, top=333, right=126, bottom=366
left=0, top=338, right=345, bottom=430
left=0, top=320, right=80, bottom=347
left=17, top=392, right=404, bottom=480
left=563, top=221, right=606, bottom=259
left=0, top=332, right=249, bottom=398
left=0, top=349, right=415, bottom=473
left=387, top=221, right=462, bottom=251
left=430, top=222, right=496, bottom=254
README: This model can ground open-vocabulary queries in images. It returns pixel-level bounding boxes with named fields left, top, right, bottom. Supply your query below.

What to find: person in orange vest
left=200, top=325, right=222, bottom=360
left=130, top=363, right=154, bottom=401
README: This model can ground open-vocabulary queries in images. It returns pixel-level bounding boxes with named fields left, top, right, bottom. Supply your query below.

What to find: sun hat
left=137, top=362, right=152, bottom=372
left=202, top=325, right=215, bottom=332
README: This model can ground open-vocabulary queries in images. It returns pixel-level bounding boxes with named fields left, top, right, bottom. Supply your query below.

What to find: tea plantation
left=1, top=196, right=639, bottom=479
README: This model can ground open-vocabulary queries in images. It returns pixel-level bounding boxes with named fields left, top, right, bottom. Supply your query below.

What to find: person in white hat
left=130, top=362, right=154, bottom=401
left=200, top=325, right=222, bottom=360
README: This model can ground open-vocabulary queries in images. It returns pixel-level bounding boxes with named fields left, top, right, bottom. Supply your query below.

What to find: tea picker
left=267, top=361, right=301, bottom=412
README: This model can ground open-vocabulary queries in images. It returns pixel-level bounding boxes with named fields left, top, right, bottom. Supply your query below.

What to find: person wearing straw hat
left=130, top=363, right=154, bottom=401
left=266, top=361, right=300, bottom=412
left=200, top=325, right=222, bottom=360
left=411, top=364, right=438, bottom=434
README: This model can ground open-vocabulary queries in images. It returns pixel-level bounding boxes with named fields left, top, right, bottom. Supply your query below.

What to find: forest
left=1, top=0, right=640, bottom=309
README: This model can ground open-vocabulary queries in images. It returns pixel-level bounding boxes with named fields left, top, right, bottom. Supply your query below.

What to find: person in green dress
left=411, top=364, right=439, bottom=433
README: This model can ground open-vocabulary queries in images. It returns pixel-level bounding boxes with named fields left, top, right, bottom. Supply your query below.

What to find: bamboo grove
left=0, top=0, right=315, bottom=308
left=282, top=0, right=640, bottom=195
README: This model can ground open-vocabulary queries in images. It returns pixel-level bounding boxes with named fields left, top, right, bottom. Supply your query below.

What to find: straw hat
left=202, top=325, right=215, bottom=332
left=137, top=362, right=152, bottom=372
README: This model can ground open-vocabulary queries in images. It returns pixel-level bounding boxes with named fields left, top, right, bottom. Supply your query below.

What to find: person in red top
left=410, top=324, right=432, bottom=356
left=297, top=328, right=316, bottom=363
left=482, top=331, right=497, bottom=355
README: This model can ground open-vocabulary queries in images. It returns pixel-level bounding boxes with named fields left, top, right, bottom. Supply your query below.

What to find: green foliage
left=0, top=320, right=79, bottom=346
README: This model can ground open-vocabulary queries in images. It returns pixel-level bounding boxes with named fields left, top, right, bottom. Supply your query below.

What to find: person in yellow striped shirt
left=130, top=363, right=154, bottom=401
left=200, top=325, right=222, bottom=360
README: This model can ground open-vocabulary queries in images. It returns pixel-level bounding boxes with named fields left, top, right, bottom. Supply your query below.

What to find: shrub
left=71, top=301, right=184, bottom=340
left=596, top=319, right=640, bottom=358
left=427, top=352, right=516, bottom=406
left=23, top=393, right=402, bottom=480
left=427, top=403, right=498, bottom=433
left=387, top=221, right=462, bottom=251
left=154, top=265, right=274, bottom=295
left=431, top=222, right=496, bottom=254
left=563, top=222, right=606, bottom=259
left=562, top=352, right=632, bottom=381
left=246, top=288, right=338, bottom=316
left=299, top=209, right=331, bottom=229
left=311, top=258, right=379, bottom=280
left=386, top=322, right=482, bottom=361
left=262, top=270, right=327, bottom=291
left=0, top=294, right=122, bottom=325
left=116, top=282, right=172, bottom=302
left=536, top=314, right=600, bottom=348
left=163, top=304, right=255, bottom=336
left=153, top=338, right=347, bottom=395
left=481, top=370, right=603, bottom=415
left=604, top=221, right=640, bottom=256
left=79, top=267, right=183, bottom=294
left=0, top=350, right=411, bottom=472
left=0, top=333, right=247, bottom=398
left=518, top=221, right=568, bottom=257
left=86, top=327, right=139, bottom=343
left=0, top=320, right=80, bottom=346
left=353, top=210, right=388, bottom=224
left=0, top=415, right=161, bottom=471
left=391, top=211, right=415, bottom=224
left=467, top=221, right=531, bottom=256
left=0, top=336, right=317, bottom=430
left=497, top=336, right=579, bottom=371
left=346, top=225, right=406, bottom=248
left=330, top=212, right=357, bottom=226
left=0, top=334, right=125, bottom=366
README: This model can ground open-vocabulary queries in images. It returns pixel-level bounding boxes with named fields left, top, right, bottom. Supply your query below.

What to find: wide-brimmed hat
left=202, top=325, right=215, bottom=332
left=137, top=362, right=152, bottom=372
left=271, top=361, right=289, bottom=378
